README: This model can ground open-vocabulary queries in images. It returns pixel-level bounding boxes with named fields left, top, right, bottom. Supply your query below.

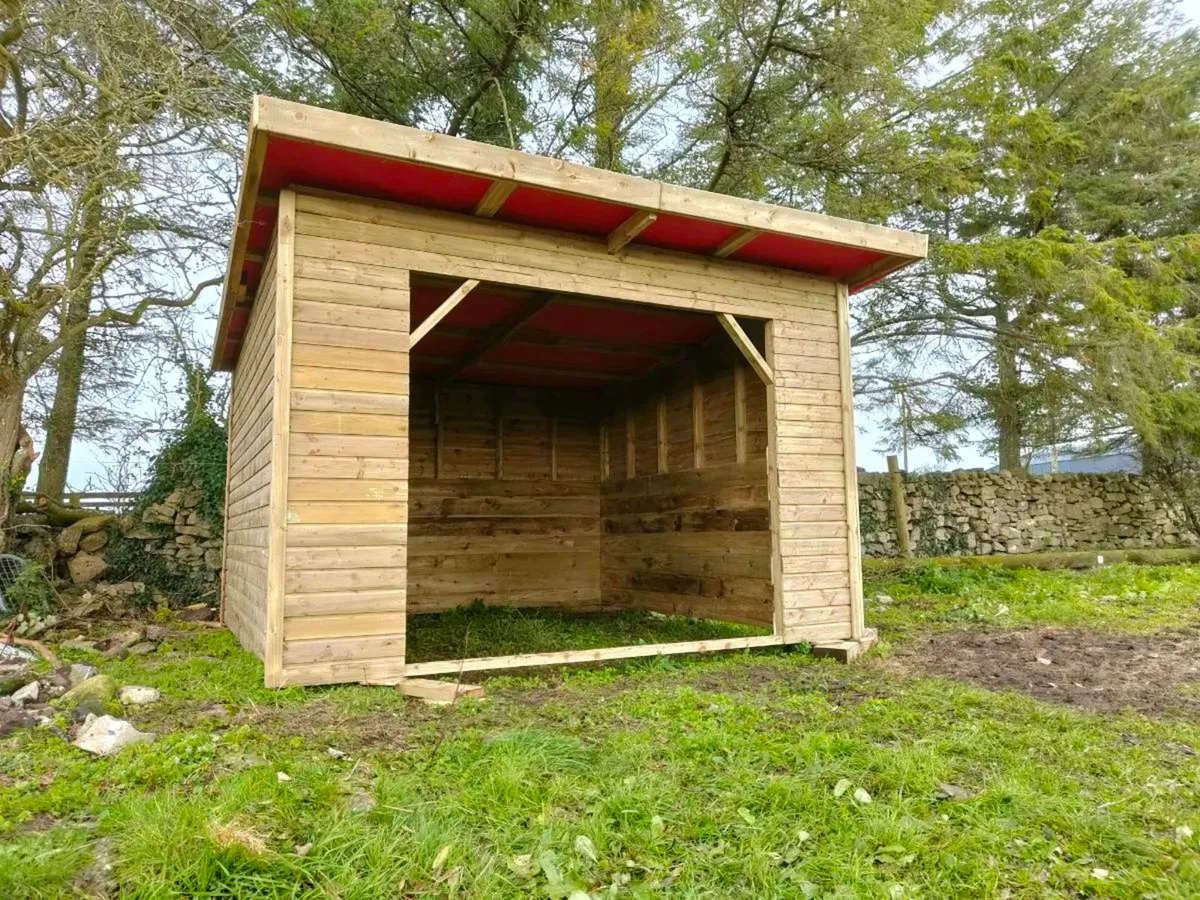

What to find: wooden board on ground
left=395, top=678, right=485, bottom=701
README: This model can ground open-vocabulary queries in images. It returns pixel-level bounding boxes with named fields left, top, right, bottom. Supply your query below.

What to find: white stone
left=73, top=715, right=156, bottom=756
left=119, top=685, right=161, bottom=705
left=11, top=680, right=39, bottom=704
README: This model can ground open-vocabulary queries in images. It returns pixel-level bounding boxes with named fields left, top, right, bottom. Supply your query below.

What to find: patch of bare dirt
left=892, top=627, right=1200, bottom=715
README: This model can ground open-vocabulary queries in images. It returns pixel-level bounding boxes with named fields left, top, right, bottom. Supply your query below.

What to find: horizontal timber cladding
left=290, top=190, right=840, bottom=321
left=599, top=359, right=775, bottom=626
left=766, top=308, right=857, bottom=644
left=279, top=221, right=410, bottom=683
left=222, top=242, right=278, bottom=659
left=407, top=379, right=604, bottom=615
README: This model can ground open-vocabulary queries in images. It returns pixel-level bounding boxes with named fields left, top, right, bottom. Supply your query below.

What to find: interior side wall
left=221, top=243, right=278, bottom=658
left=600, top=360, right=775, bottom=625
left=280, top=202, right=411, bottom=686
left=407, top=380, right=602, bottom=614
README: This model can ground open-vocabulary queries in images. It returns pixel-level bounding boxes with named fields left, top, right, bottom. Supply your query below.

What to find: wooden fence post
left=887, top=454, right=912, bottom=558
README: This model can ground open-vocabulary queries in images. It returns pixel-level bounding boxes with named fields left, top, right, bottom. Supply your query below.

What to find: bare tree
left=0, top=0, right=252, bottom=531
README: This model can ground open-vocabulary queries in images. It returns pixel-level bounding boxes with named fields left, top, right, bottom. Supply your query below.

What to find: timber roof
left=213, top=96, right=927, bottom=370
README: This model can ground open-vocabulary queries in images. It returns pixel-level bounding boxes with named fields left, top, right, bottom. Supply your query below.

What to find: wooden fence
left=20, top=491, right=142, bottom=514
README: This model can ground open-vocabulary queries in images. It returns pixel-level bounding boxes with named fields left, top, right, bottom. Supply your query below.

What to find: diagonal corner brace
left=716, top=312, right=773, bottom=385
left=409, top=278, right=480, bottom=349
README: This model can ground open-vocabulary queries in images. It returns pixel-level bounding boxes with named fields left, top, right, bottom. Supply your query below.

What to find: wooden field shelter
left=213, top=97, right=928, bottom=688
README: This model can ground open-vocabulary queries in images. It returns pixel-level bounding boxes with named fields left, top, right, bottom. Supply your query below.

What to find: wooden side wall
left=600, top=362, right=774, bottom=625
left=767, top=300, right=857, bottom=643
left=221, top=244, right=278, bottom=658
left=407, top=380, right=602, bottom=614
left=279, top=198, right=411, bottom=686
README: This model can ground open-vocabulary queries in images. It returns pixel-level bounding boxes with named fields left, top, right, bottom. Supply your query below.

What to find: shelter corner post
left=264, top=188, right=297, bottom=687
left=836, top=282, right=866, bottom=643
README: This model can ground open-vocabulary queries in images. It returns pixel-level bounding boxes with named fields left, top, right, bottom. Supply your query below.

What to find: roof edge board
left=252, top=96, right=927, bottom=260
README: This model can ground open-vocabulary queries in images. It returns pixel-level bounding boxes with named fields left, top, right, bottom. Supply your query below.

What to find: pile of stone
left=0, top=651, right=160, bottom=754
left=124, top=484, right=222, bottom=581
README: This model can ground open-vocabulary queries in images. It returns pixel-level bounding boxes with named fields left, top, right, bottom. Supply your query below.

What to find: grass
left=864, top=562, right=1200, bottom=637
left=1, top=564, right=1199, bottom=897
left=406, top=605, right=770, bottom=663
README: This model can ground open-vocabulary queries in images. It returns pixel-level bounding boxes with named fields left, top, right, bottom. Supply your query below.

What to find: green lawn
left=2, top=565, right=1200, bottom=898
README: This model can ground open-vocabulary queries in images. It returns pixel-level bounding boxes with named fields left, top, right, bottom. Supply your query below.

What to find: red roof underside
left=408, top=281, right=721, bottom=389
left=224, top=134, right=882, bottom=374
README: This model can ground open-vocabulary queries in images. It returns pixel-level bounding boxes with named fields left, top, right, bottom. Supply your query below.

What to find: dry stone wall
left=124, top=484, right=223, bottom=580
left=858, top=470, right=1198, bottom=558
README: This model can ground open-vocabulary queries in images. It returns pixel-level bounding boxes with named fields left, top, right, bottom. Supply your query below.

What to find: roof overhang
left=213, top=96, right=927, bottom=370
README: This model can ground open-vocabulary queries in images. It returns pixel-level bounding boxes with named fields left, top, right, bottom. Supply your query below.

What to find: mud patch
left=895, top=627, right=1200, bottom=715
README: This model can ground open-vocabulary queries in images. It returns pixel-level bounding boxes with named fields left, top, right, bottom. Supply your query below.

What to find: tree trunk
left=993, top=306, right=1023, bottom=471
left=37, top=290, right=89, bottom=499
left=0, top=371, right=29, bottom=547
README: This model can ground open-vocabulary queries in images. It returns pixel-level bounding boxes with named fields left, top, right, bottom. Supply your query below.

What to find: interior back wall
left=407, top=380, right=603, bottom=615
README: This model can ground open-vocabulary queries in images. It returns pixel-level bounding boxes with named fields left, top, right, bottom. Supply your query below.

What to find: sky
left=39, top=1, right=1200, bottom=491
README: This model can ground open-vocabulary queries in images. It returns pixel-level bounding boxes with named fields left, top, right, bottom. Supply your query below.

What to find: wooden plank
left=396, top=678, right=485, bottom=701
left=691, top=381, right=705, bottom=469
left=625, top=409, right=636, bottom=478
left=717, top=313, right=773, bottom=385
left=474, top=179, right=516, bottom=217
left=836, top=283, right=864, bottom=639
left=408, top=278, right=479, bottom=348
left=401, top=635, right=784, bottom=677
left=714, top=228, right=761, bottom=258
left=607, top=209, right=657, bottom=254
left=291, top=410, right=407, bottom=437
left=293, top=343, right=409, bottom=375
left=284, top=632, right=406, bottom=665
left=284, top=612, right=406, bottom=640
left=656, top=396, right=668, bottom=474
left=733, top=365, right=747, bottom=464
left=264, top=189, right=296, bottom=687
left=291, top=389, right=408, bottom=416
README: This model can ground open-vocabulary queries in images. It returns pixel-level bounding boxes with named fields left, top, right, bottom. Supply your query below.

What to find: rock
left=68, top=552, right=110, bottom=584
left=78, top=515, right=115, bottom=535
left=144, top=625, right=170, bottom=641
left=60, top=674, right=118, bottom=709
left=0, top=662, right=34, bottom=695
left=125, top=526, right=157, bottom=540
left=127, top=641, right=158, bottom=656
left=177, top=604, right=216, bottom=622
left=204, top=549, right=223, bottom=569
left=103, top=646, right=129, bottom=661
left=58, top=521, right=84, bottom=555
left=175, top=524, right=212, bottom=538
left=98, top=629, right=142, bottom=651
left=119, top=685, right=160, bottom=705
left=142, top=503, right=176, bottom=525
left=73, top=714, right=156, bottom=756
left=0, top=706, right=37, bottom=736
left=11, top=680, right=39, bottom=705
left=78, top=530, right=109, bottom=553
left=69, top=663, right=99, bottom=686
